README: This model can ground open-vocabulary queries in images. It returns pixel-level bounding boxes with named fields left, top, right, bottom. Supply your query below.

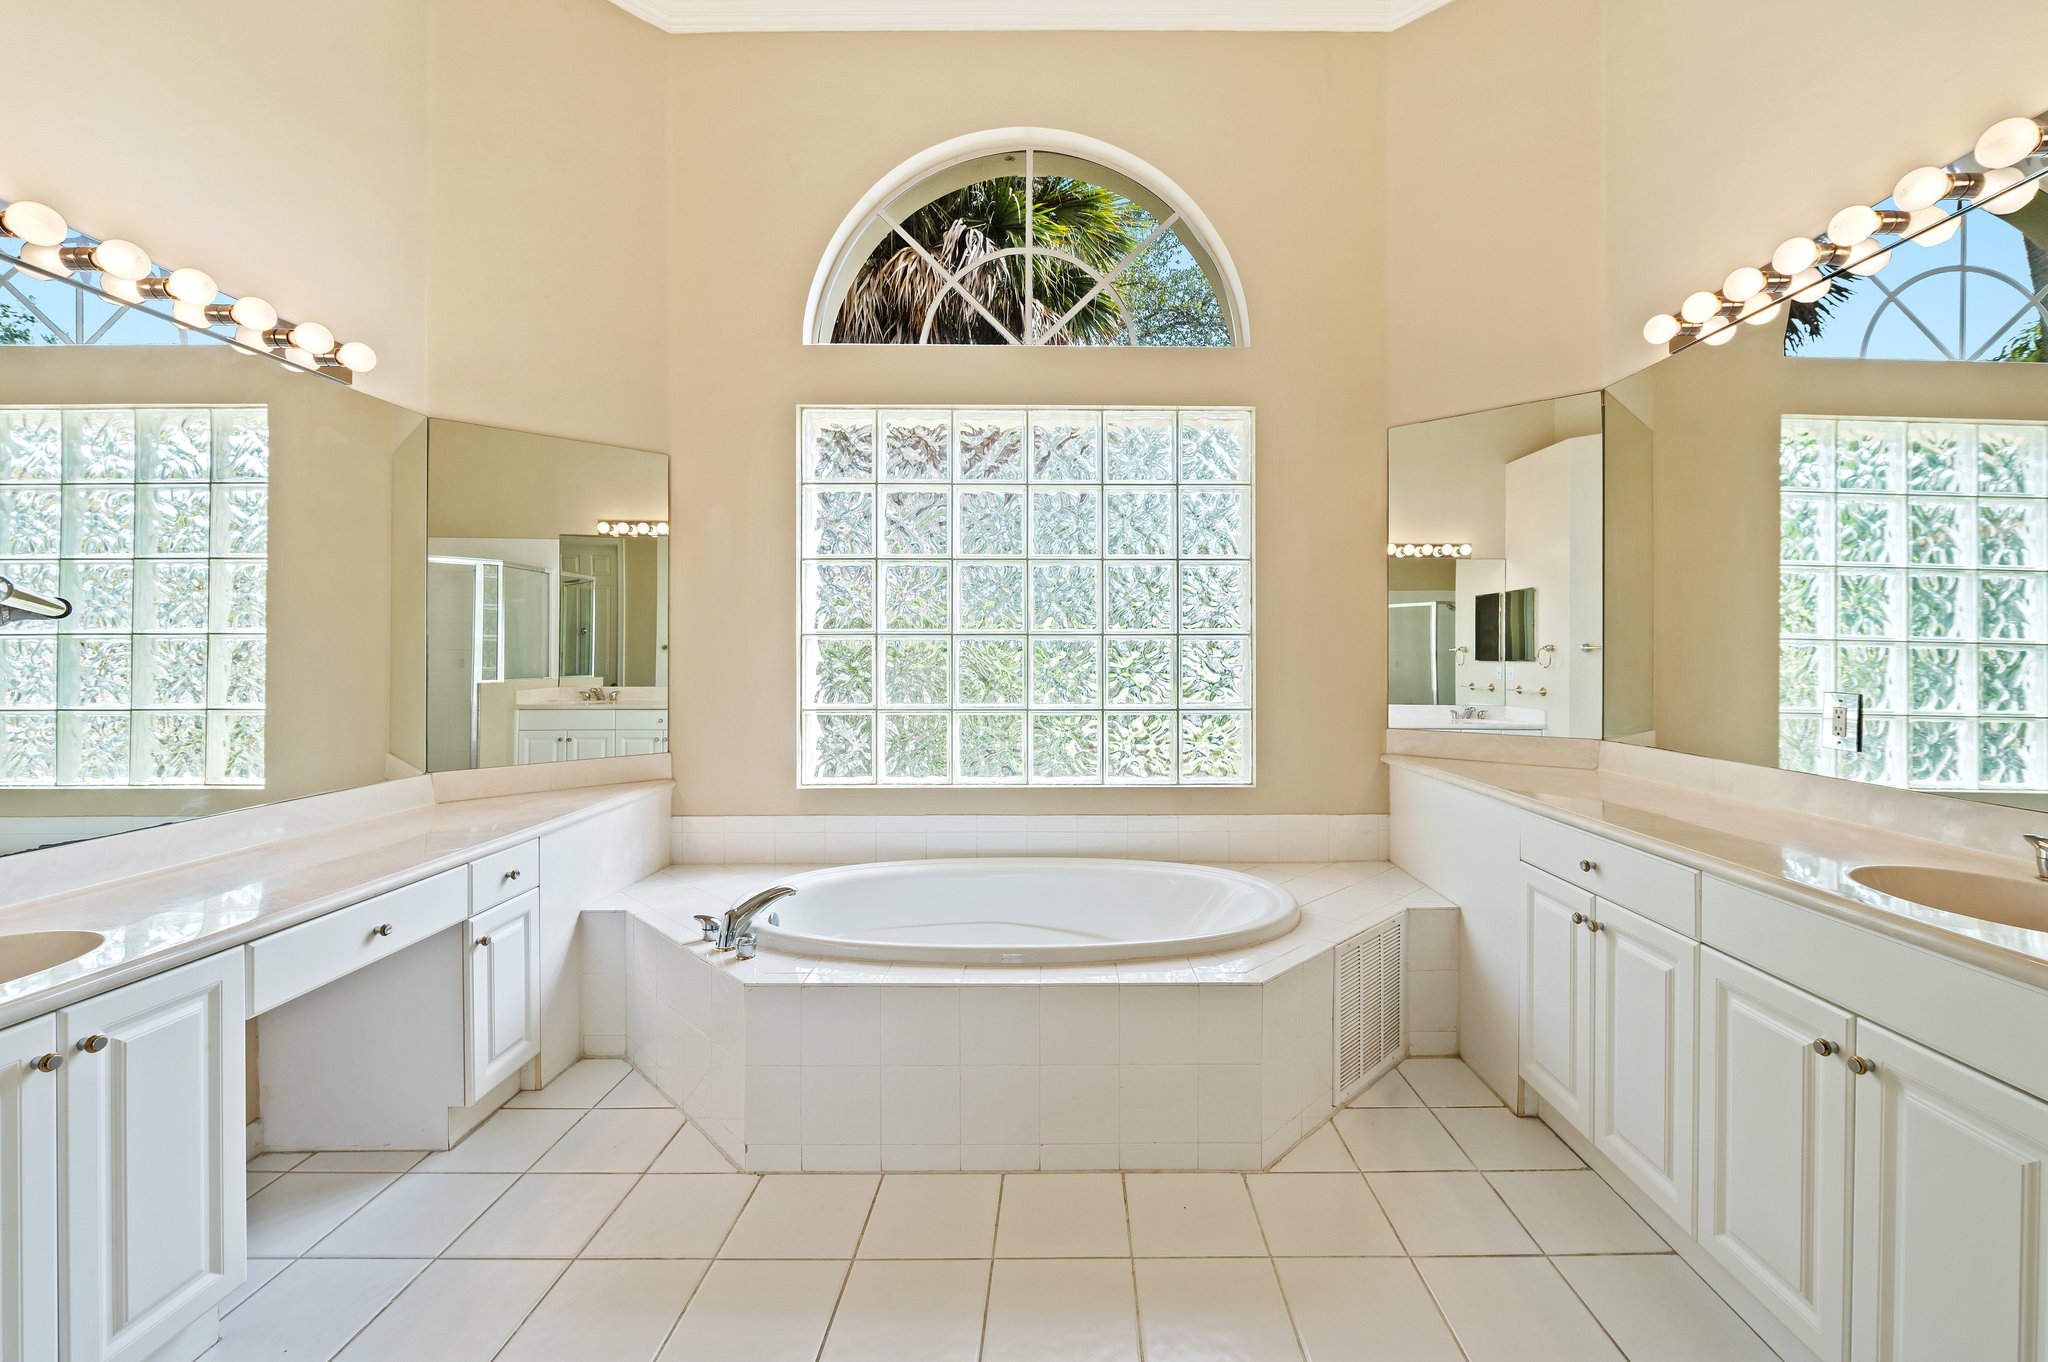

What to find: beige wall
left=425, top=420, right=666, bottom=540
left=1390, top=394, right=1600, bottom=558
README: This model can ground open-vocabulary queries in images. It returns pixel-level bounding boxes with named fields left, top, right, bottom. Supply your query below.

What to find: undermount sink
left=0, top=929, right=107, bottom=986
left=1847, top=864, right=2048, bottom=933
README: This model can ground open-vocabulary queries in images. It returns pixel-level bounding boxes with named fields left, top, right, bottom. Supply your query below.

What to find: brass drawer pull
left=78, top=1034, right=108, bottom=1054
left=1578, top=859, right=1597, bottom=872
left=31, top=1053, right=63, bottom=1073
left=1571, top=911, right=1588, bottom=925
left=372, top=923, right=394, bottom=938
left=503, top=869, right=521, bottom=882
left=1812, top=1038, right=1837, bottom=1057
left=1848, top=1055, right=1876, bottom=1076
left=476, top=935, right=492, bottom=948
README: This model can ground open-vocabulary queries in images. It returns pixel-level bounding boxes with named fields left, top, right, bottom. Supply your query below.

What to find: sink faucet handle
left=2027, top=834, right=2048, bottom=880
left=691, top=914, right=721, bottom=943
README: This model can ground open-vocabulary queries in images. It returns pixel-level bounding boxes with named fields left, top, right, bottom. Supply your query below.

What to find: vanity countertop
left=0, top=780, right=672, bottom=1028
left=1386, top=753, right=2048, bottom=989
left=515, top=701, right=667, bottom=712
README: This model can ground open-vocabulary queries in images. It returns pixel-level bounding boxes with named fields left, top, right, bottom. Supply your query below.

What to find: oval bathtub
left=750, top=858, right=1299, bottom=965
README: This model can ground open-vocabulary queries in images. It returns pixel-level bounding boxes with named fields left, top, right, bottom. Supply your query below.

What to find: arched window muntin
left=806, top=130, right=1249, bottom=348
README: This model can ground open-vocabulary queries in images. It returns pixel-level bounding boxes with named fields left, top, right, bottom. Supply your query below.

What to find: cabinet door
left=468, top=890, right=541, bottom=1102
left=62, top=952, right=246, bottom=1362
left=1521, top=867, right=1595, bottom=1132
left=615, top=729, right=667, bottom=756
left=0, top=1016, right=59, bottom=1362
left=1592, top=900, right=1696, bottom=1232
left=1850, top=1021, right=2048, bottom=1362
left=1698, top=947, right=1852, bottom=1362
left=517, top=731, right=565, bottom=764
left=564, top=732, right=613, bottom=761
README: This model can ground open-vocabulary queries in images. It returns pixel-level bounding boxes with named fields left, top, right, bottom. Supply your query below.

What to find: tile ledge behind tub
left=668, top=814, right=1387, bottom=866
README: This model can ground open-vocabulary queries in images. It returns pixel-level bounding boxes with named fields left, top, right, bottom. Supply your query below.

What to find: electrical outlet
left=1821, top=690, right=1864, bottom=753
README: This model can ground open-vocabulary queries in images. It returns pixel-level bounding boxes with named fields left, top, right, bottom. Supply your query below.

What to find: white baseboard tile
left=669, top=813, right=1388, bottom=865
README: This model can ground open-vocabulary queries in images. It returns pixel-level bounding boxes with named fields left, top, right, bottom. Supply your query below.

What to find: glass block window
left=0, top=404, right=267, bottom=788
left=799, top=406, right=1253, bottom=785
left=1779, top=414, right=2047, bottom=791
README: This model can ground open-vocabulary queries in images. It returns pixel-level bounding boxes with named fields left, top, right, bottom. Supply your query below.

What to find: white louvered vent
left=1333, top=916, right=1403, bottom=1104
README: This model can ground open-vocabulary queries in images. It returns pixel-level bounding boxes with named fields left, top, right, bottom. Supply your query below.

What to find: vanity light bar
left=0, top=195, right=377, bottom=381
left=1641, top=110, right=2048, bottom=354
left=1387, top=542, right=1472, bottom=559
left=596, top=520, right=670, bottom=537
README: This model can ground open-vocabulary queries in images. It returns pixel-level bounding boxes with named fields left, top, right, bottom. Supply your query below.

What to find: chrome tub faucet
left=694, top=885, right=797, bottom=958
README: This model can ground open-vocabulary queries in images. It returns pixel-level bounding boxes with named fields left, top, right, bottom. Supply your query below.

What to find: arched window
left=806, top=130, right=1247, bottom=347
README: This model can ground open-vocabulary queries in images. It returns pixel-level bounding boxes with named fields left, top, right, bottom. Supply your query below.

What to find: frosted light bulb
left=1741, top=291, right=1781, bottom=323
left=1699, top=316, right=1736, bottom=346
left=1827, top=205, right=1882, bottom=246
left=233, top=325, right=268, bottom=350
left=1723, top=266, right=1768, bottom=302
left=164, top=267, right=217, bottom=304
left=171, top=301, right=211, bottom=328
left=99, top=277, right=142, bottom=304
left=17, top=243, right=69, bottom=277
left=601, top=522, right=617, bottom=536
left=280, top=345, right=316, bottom=368
left=1680, top=290, right=1722, bottom=324
left=1893, top=166, right=1956, bottom=212
left=1976, top=117, right=2047, bottom=170
left=1913, top=215, right=1961, bottom=247
left=656, top=523, right=670, bottom=536
left=334, top=341, right=376, bottom=372
left=0, top=200, right=68, bottom=247
left=634, top=522, right=652, bottom=535
left=1985, top=174, right=2041, bottom=216
left=1845, top=241, right=1891, bottom=276
left=1643, top=314, right=1681, bottom=345
left=89, top=238, right=151, bottom=281
left=1772, top=237, right=1823, bottom=276
left=288, top=321, right=336, bottom=356
left=1457, top=543, right=1470, bottom=555
left=1787, top=268, right=1828, bottom=301
left=229, top=296, right=279, bottom=331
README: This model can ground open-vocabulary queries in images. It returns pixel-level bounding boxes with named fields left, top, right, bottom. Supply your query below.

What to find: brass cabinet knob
left=78, top=1034, right=108, bottom=1054
left=1848, top=1055, right=1876, bottom=1076
left=1812, top=1038, right=1838, bottom=1057
left=31, top=1053, right=63, bottom=1073
left=1578, top=859, right=1597, bottom=872
left=1584, top=918, right=1602, bottom=933
left=1570, top=911, right=1587, bottom=925
left=373, top=923, right=394, bottom=938
left=503, top=869, right=521, bottom=881
left=476, top=935, right=492, bottom=948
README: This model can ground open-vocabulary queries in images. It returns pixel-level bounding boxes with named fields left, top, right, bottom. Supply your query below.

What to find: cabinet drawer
left=519, top=709, right=617, bottom=731
left=1521, top=816, right=1697, bottom=936
left=247, top=867, right=467, bottom=1014
left=470, top=840, right=540, bottom=914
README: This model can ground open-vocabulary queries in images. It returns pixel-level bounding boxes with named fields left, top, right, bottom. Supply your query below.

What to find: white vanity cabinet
left=1520, top=868, right=1595, bottom=1130
left=1, top=1015, right=60, bottom=1362
left=515, top=709, right=667, bottom=764
left=467, top=890, right=541, bottom=1102
left=1590, top=899, right=1695, bottom=1230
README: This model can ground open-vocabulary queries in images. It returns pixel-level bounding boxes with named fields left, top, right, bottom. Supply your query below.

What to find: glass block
left=881, top=637, right=949, bottom=706
left=1107, top=637, right=1175, bottom=707
left=1030, top=563, right=1099, bottom=631
left=1107, top=562, right=1175, bottom=632
left=1180, top=636, right=1249, bottom=705
left=0, top=409, right=61, bottom=483
left=958, top=712, right=1025, bottom=782
left=1980, top=647, right=2042, bottom=715
left=1836, top=421, right=1903, bottom=491
left=1105, top=490, right=1174, bottom=557
left=1179, top=563, right=1249, bottom=632
left=1779, top=715, right=1822, bottom=774
left=804, top=637, right=874, bottom=707
left=61, top=485, right=136, bottom=558
left=135, top=636, right=208, bottom=708
left=1031, top=638, right=1101, bottom=707
left=136, top=485, right=211, bottom=557
left=1977, top=501, right=2041, bottom=568
left=1030, top=489, right=1099, bottom=556
left=882, top=563, right=949, bottom=631
left=0, top=560, right=59, bottom=630
left=60, top=560, right=132, bottom=633
left=1179, top=411, right=1250, bottom=482
left=1907, top=718, right=1966, bottom=786
left=0, top=713, right=56, bottom=785
left=1907, top=645, right=1966, bottom=713
left=1834, top=571, right=1897, bottom=638
left=804, top=409, right=876, bottom=481
left=1838, top=717, right=1896, bottom=785
left=1779, top=419, right=1832, bottom=491
left=1835, top=499, right=1899, bottom=565
left=1905, top=423, right=1969, bottom=494
left=957, top=563, right=1025, bottom=632
left=1179, top=711, right=1249, bottom=783
left=211, top=486, right=267, bottom=557
left=1980, top=720, right=2039, bottom=786
left=1779, top=643, right=1821, bottom=709
left=882, top=411, right=950, bottom=481
left=56, top=712, right=128, bottom=784
left=1031, top=713, right=1101, bottom=782
left=882, top=712, right=949, bottom=782
left=805, top=711, right=874, bottom=784
left=1779, top=569, right=1826, bottom=637
left=62, top=409, right=136, bottom=482
left=1906, top=500, right=1968, bottom=565
left=58, top=636, right=130, bottom=708
left=807, top=561, right=875, bottom=631
left=137, top=712, right=207, bottom=785
left=1906, top=573, right=1963, bottom=639
left=1030, top=411, right=1100, bottom=481
left=1835, top=645, right=1901, bottom=711
left=212, top=561, right=266, bottom=632
left=882, top=490, right=949, bottom=556
left=0, top=636, right=56, bottom=707
left=208, top=636, right=265, bottom=708
left=955, top=638, right=1025, bottom=706
left=956, top=490, right=1024, bottom=556
left=1179, top=489, right=1248, bottom=557
left=1979, top=425, right=2047, bottom=496
left=1780, top=495, right=1827, bottom=563
left=1106, top=712, right=1175, bottom=782
left=0, top=488, right=62, bottom=556
left=138, top=409, right=211, bottom=481
left=135, top=560, right=211, bottom=632
left=1104, top=412, right=1175, bottom=481
left=955, top=411, right=1025, bottom=481
left=805, top=488, right=874, bottom=556
left=215, top=408, right=269, bottom=481
left=206, top=711, right=265, bottom=785
left=1980, top=574, right=2042, bottom=642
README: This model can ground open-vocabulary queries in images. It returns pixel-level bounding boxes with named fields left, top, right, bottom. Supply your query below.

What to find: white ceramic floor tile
left=656, top=1260, right=848, bottom=1362
left=1435, top=1107, right=1585, bottom=1170
left=649, top=1122, right=736, bottom=1172
left=1415, top=1256, right=1624, bottom=1361
left=294, top=1151, right=429, bottom=1173
left=443, top=1173, right=636, bottom=1258
left=332, top=1257, right=567, bottom=1362
left=1556, top=1254, right=1779, bottom=1362
left=995, top=1173, right=1130, bottom=1257
left=1275, top=1257, right=1466, bottom=1362
left=1365, top=1172, right=1539, bottom=1256
left=215, top=1257, right=290, bottom=1318
left=506, top=1058, right=632, bottom=1109
left=1398, top=1058, right=1500, bottom=1107
left=308, top=1174, right=516, bottom=1258
left=982, top=1259, right=1140, bottom=1362
left=584, top=1174, right=758, bottom=1257
left=1331, top=1108, right=1471, bottom=1172
left=246, top=1173, right=398, bottom=1257
left=1486, top=1171, right=1666, bottom=1254
left=820, top=1259, right=990, bottom=1362
left=496, top=1259, right=707, bottom=1362
left=247, top=1152, right=309, bottom=1172
left=1270, top=1124, right=1356, bottom=1173
left=1125, top=1174, right=1268, bottom=1257
left=1245, top=1174, right=1402, bottom=1256
left=1346, top=1072, right=1424, bottom=1108
left=532, top=1108, right=684, bottom=1173
left=857, top=1174, right=1001, bottom=1258
left=596, top=1069, right=672, bottom=1109
left=412, top=1109, right=581, bottom=1174
left=245, top=1170, right=281, bottom=1198
left=719, top=1174, right=879, bottom=1258
left=201, top=1257, right=425, bottom=1362
left=1133, top=1258, right=1303, bottom=1362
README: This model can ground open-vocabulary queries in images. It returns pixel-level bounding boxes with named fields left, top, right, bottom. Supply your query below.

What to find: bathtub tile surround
left=669, top=813, right=1386, bottom=865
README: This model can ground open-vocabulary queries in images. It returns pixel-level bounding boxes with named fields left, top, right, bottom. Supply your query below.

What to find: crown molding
left=608, top=0, right=1454, bottom=33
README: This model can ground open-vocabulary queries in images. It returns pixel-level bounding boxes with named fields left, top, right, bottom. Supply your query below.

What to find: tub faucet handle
left=2027, top=833, right=2048, bottom=880
left=691, top=914, right=721, bottom=943
left=722, top=886, right=798, bottom=949
left=735, top=934, right=759, bottom=961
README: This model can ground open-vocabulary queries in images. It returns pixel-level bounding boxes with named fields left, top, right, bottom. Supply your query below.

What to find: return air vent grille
left=1333, top=916, right=1403, bottom=1103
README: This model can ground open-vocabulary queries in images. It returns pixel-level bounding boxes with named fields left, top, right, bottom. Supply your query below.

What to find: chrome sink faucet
left=2026, top=834, right=2048, bottom=880
left=577, top=686, right=619, bottom=702
left=693, top=886, right=797, bottom=958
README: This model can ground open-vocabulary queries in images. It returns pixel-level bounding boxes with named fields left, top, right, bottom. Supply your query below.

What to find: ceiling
left=607, top=0, right=1453, bottom=33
